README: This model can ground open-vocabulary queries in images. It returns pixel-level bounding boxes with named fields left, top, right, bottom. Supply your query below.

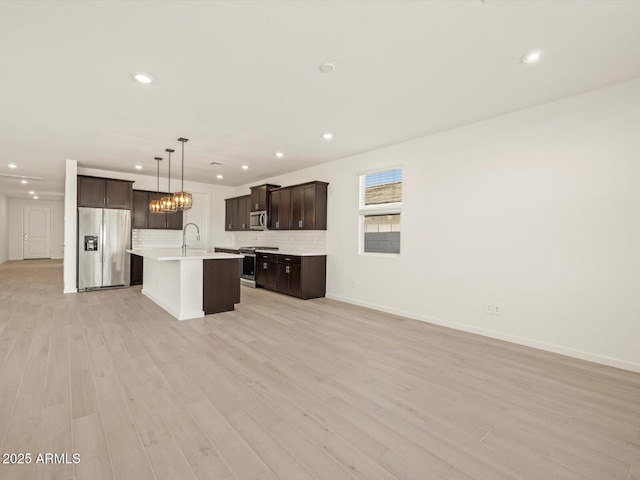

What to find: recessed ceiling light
left=28, top=190, right=35, bottom=195
left=521, top=50, right=543, bottom=64
left=322, top=132, right=334, bottom=140
left=20, top=179, right=28, bottom=184
left=133, top=72, right=153, bottom=84
left=8, top=163, right=17, bottom=169
left=216, top=174, right=223, bottom=179
left=134, top=165, right=143, bottom=170
left=275, top=152, right=284, bottom=158
left=241, top=165, right=249, bottom=170
left=319, top=63, right=335, bottom=73
left=33, top=196, right=38, bottom=200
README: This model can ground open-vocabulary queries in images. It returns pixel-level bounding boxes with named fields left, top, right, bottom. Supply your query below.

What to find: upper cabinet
left=226, top=181, right=328, bottom=231
left=224, top=195, right=251, bottom=231
left=132, top=190, right=183, bottom=230
left=268, top=188, right=290, bottom=230
left=78, top=175, right=133, bottom=209
left=132, top=190, right=149, bottom=228
left=270, top=181, right=328, bottom=230
left=250, top=184, right=280, bottom=212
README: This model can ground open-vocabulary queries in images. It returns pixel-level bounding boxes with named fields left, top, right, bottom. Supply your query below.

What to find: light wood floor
left=0, top=259, right=639, bottom=480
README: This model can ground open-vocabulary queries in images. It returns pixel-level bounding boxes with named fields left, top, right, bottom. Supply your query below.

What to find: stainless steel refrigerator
left=78, top=207, right=131, bottom=291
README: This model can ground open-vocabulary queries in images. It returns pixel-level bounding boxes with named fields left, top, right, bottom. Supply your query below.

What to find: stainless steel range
left=239, top=246, right=278, bottom=287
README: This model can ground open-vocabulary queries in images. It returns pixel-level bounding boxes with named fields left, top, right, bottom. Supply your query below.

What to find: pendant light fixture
left=173, top=137, right=193, bottom=211
left=160, top=148, right=177, bottom=213
left=149, top=157, right=163, bottom=214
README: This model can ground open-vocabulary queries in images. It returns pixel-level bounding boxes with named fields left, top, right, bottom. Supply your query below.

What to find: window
left=359, top=168, right=402, bottom=254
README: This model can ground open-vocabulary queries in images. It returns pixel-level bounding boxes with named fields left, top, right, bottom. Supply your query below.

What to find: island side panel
left=179, top=258, right=205, bottom=320
left=141, top=257, right=182, bottom=319
left=203, top=258, right=241, bottom=314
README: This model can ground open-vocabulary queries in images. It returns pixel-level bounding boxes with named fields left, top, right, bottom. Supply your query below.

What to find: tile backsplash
left=132, top=228, right=327, bottom=253
left=233, top=230, right=326, bottom=253
left=132, top=229, right=181, bottom=249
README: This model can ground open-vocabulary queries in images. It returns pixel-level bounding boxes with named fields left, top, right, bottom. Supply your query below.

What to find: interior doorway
left=23, top=205, right=51, bottom=259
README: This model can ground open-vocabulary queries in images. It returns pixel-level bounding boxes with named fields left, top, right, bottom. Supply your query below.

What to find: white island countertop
left=127, top=248, right=244, bottom=261
left=127, top=248, right=243, bottom=321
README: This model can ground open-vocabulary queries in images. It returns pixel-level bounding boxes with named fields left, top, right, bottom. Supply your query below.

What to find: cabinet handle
left=286, top=265, right=290, bottom=274
left=263, top=262, right=267, bottom=269
left=228, top=223, right=231, bottom=229
left=255, top=203, right=258, bottom=209
left=242, top=223, right=245, bottom=229
left=276, top=221, right=279, bottom=229
left=284, top=257, right=291, bottom=261
left=299, top=220, right=302, bottom=227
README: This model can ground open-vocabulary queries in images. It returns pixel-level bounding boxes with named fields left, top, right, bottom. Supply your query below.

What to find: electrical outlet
left=485, top=301, right=503, bottom=316
left=484, top=301, right=494, bottom=314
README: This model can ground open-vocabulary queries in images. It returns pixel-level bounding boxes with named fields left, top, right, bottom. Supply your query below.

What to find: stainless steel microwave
left=250, top=210, right=267, bottom=230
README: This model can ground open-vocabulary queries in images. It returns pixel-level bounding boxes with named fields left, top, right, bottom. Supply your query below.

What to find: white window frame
left=358, top=166, right=402, bottom=256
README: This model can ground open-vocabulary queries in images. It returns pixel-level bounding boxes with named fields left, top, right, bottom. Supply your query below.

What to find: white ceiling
left=1, top=1, right=640, bottom=200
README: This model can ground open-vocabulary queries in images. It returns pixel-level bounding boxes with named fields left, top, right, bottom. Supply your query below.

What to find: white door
left=23, top=205, right=51, bottom=259
left=182, top=192, right=208, bottom=249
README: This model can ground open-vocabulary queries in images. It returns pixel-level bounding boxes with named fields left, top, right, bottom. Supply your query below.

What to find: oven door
left=241, top=253, right=256, bottom=281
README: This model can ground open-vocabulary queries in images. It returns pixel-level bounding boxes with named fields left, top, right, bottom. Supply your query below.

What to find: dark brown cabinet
left=166, top=207, right=184, bottom=230
left=130, top=254, right=143, bottom=286
left=277, top=263, right=301, bottom=296
left=132, top=190, right=149, bottom=228
left=257, top=253, right=325, bottom=299
left=238, top=196, right=250, bottom=231
left=250, top=184, right=280, bottom=212
left=132, top=190, right=183, bottom=230
left=268, top=181, right=327, bottom=230
left=78, top=175, right=133, bottom=209
left=224, top=195, right=251, bottom=231
left=203, top=258, right=242, bottom=314
left=256, top=252, right=278, bottom=290
left=269, top=188, right=291, bottom=230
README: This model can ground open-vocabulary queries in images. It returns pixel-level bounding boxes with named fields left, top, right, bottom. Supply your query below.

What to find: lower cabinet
left=256, top=253, right=325, bottom=299
left=203, top=258, right=241, bottom=314
left=130, top=254, right=143, bottom=286
left=257, top=259, right=278, bottom=290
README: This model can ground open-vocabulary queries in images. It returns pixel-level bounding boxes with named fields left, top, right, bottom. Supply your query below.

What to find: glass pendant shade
left=149, top=157, right=164, bottom=214
left=149, top=198, right=163, bottom=214
left=161, top=148, right=176, bottom=213
left=160, top=194, right=177, bottom=213
left=173, top=191, right=192, bottom=210
left=173, top=137, right=193, bottom=211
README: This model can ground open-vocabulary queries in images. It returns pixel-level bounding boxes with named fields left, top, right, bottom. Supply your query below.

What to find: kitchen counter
left=255, top=249, right=326, bottom=256
left=127, top=248, right=244, bottom=261
left=212, top=246, right=325, bottom=256
left=127, top=249, right=243, bottom=320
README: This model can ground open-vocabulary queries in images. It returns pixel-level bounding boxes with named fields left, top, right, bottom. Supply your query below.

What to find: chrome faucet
left=182, top=223, right=200, bottom=254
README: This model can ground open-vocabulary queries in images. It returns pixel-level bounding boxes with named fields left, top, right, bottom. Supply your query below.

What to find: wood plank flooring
left=0, top=259, right=639, bottom=480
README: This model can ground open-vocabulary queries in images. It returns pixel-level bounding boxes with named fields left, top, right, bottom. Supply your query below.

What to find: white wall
left=236, top=78, right=640, bottom=372
left=0, top=193, right=8, bottom=264
left=8, top=198, right=64, bottom=260
left=63, top=159, right=77, bottom=293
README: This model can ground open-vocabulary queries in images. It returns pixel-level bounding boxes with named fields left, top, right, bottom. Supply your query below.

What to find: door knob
left=23, top=233, right=28, bottom=240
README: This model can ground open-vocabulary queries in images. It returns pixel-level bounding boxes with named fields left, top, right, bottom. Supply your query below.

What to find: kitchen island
left=127, top=249, right=243, bottom=320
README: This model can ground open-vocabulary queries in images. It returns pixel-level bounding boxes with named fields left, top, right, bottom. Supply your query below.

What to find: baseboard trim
left=325, top=294, right=640, bottom=374
left=63, top=288, right=77, bottom=294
